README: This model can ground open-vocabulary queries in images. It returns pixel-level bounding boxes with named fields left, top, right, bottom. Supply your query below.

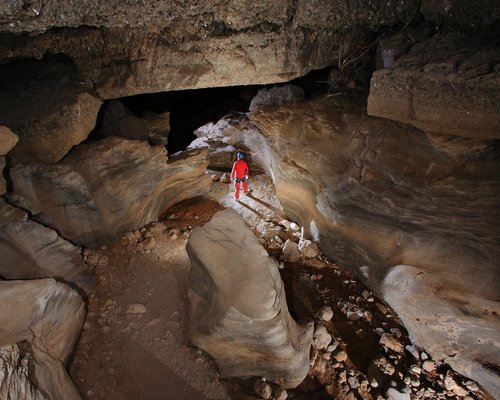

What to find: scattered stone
left=380, top=333, right=404, bottom=353
left=375, top=303, right=388, bottom=315
left=346, top=310, right=364, bottom=322
left=318, top=306, right=333, bottom=322
left=126, top=304, right=147, bottom=314
left=274, top=235, right=283, bottom=245
left=444, top=371, right=468, bottom=397
left=348, top=376, right=359, bottom=389
left=281, top=239, right=301, bottom=262
left=253, top=379, right=272, bottom=399
left=333, top=350, right=348, bottom=363
left=273, top=386, right=288, bottom=400
left=280, top=220, right=292, bottom=230
left=0, top=126, right=19, bottom=155
left=141, top=237, right=156, bottom=252
left=297, top=238, right=319, bottom=258
left=386, top=387, right=411, bottom=400
left=405, top=345, right=420, bottom=360
left=220, top=173, right=231, bottom=183
left=327, top=342, right=338, bottom=353
left=313, top=326, right=332, bottom=350
left=289, top=222, right=300, bottom=232
left=411, top=365, right=422, bottom=375
left=422, top=360, right=436, bottom=372
left=361, top=290, right=370, bottom=299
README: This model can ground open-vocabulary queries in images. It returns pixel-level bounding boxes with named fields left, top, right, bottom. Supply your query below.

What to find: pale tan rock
left=0, top=125, right=18, bottom=155
left=0, top=198, right=96, bottom=293
left=0, top=279, right=85, bottom=400
left=379, top=333, right=404, bottom=353
left=187, top=209, right=313, bottom=388
left=8, top=137, right=211, bottom=248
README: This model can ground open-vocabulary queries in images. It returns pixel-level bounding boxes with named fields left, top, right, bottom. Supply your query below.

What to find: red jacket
left=231, top=160, right=249, bottom=179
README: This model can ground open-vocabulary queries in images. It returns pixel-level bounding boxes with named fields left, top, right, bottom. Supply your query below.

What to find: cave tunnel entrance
left=90, top=68, right=332, bottom=155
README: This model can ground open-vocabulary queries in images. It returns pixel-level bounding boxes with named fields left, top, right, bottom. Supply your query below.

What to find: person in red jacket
left=230, top=151, right=249, bottom=200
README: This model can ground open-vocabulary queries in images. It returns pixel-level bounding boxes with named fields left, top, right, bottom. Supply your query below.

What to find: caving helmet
left=236, top=151, right=245, bottom=160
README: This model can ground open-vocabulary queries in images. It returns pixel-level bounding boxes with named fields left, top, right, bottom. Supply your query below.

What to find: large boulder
left=8, top=137, right=212, bottom=248
left=0, top=1, right=419, bottom=99
left=187, top=209, right=313, bottom=388
left=382, top=265, right=500, bottom=397
left=0, top=198, right=95, bottom=293
left=197, top=96, right=500, bottom=397
left=0, top=60, right=102, bottom=164
left=0, top=126, right=18, bottom=194
left=368, top=32, right=500, bottom=139
left=0, top=279, right=85, bottom=400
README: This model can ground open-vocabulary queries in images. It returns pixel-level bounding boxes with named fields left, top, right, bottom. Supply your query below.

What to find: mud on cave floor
left=69, top=174, right=491, bottom=400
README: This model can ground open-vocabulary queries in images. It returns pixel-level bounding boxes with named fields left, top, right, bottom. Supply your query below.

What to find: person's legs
left=234, top=180, right=240, bottom=199
left=242, top=179, right=248, bottom=194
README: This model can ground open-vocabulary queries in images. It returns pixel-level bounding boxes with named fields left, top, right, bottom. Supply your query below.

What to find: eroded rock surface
left=0, top=126, right=18, bottom=194
left=0, top=60, right=102, bottom=164
left=0, top=1, right=418, bottom=98
left=0, top=198, right=95, bottom=293
left=8, top=137, right=212, bottom=248
left=187, top=208, right=313, bottom=388
left=368, top=32, right=500, bottom=139
left=0, top=279, right=85, bottom=400
left=198, top=97, right=500, bottom=397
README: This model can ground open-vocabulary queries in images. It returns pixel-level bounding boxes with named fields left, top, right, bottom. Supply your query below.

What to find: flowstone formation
left=187, top=208, right=313, bottom=388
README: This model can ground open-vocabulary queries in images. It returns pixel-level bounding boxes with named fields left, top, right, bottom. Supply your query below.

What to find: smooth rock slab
left=187, top=209, right=313, bottom=388
left=0, top=198, right=95, bottom=293
left=0, top=279, right=85, bottom=400
left=8, top=137, right=212, bottom=248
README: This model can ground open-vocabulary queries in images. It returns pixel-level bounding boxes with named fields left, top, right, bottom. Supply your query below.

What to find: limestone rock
left=379, top=333, right=404, bottom=353
left=0, top=1, right=418, bottom=99
left=281, top=239, right=300, bottom=262
left=8, top=137, right=212, bottom=248
left=187, top=209, right=313, bottom=388
left=0, top=198, right=96, bottom=293
left=298, top=238, right=319, bottom=258
left=225, top=95, right=499, bottom=397
left=99, top=101, right=169, bottom=146
left=0, top=60, right=102, bottom=164
left=0, top=279, right=85, bottom=400
left=0, top=125, right=18, bottom=155
left=0, top=156, right=5, bottom=195
left=249, top=85, right=305, bottom=111
left=253, top=379, right=272, bottom=399
left=318, top=306, right=334, bottom=322
left=368, top=32, right=500, bottom=139
left=0, top=345, right=49, bottom=400
left=386, top=387, right=410, bottom=400
left=313, top=326, right=332, bottom=350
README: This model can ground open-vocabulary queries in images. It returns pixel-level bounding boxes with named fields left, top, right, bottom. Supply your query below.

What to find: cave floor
left=69, top=174, right=490, bottom=400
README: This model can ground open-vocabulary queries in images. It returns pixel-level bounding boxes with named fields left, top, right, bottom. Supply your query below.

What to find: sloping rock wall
left=0, top=279, right=85, bottom=400
left=8, top=137, right=212, bottom=248
left=0, top=198, right=95, bottom=293
left=0, top=1, right=419, bottom=99
left=368, top=32, right=500, bottom=139
left=197, top=97, right=500, bottom=396
left=0, top=60, right=102, bottom=164
left=187, top=209, right=313, bottom=388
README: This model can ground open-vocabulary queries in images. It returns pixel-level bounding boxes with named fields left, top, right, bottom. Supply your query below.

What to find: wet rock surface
left=187, top=208, right=313, bottom=388
left=8, top=137, right=212, bottom=248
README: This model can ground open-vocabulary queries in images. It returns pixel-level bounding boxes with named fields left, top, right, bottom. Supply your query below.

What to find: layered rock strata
left=0, top=60, right=102, bottom=164
left=0, top=126, right=18, bottom=195
left=0, top=279, right=85, bottom=400
left=197, top=96, right=500, bottom=396
left=187, top=209, right=313, bottom=388
left=368, top=32, right=500, bottom=139
left=0, top=198, right=95, bottom=293
left=8, top=137, right=212, bottom=248
left=0, top=1, right=419, bottom=98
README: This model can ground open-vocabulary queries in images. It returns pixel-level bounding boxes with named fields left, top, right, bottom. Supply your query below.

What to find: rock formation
left=368, top=32, right=500, bottom=139
left=0, top=279, right=85, bottom=400
left=187, top=208, right=313, bottom=388
left=0, top=198, right=95, bottom=293
left=196, top=95, right=500, bottom=395
left=99, top=101, right=170, bottom=146
left=0, top=126, right=18, bottom=195
left=8, top=137, right=212, bottom=248
left=0, top=60, right=102, bottom=164
left=0, top=1, right=420, bottom=99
